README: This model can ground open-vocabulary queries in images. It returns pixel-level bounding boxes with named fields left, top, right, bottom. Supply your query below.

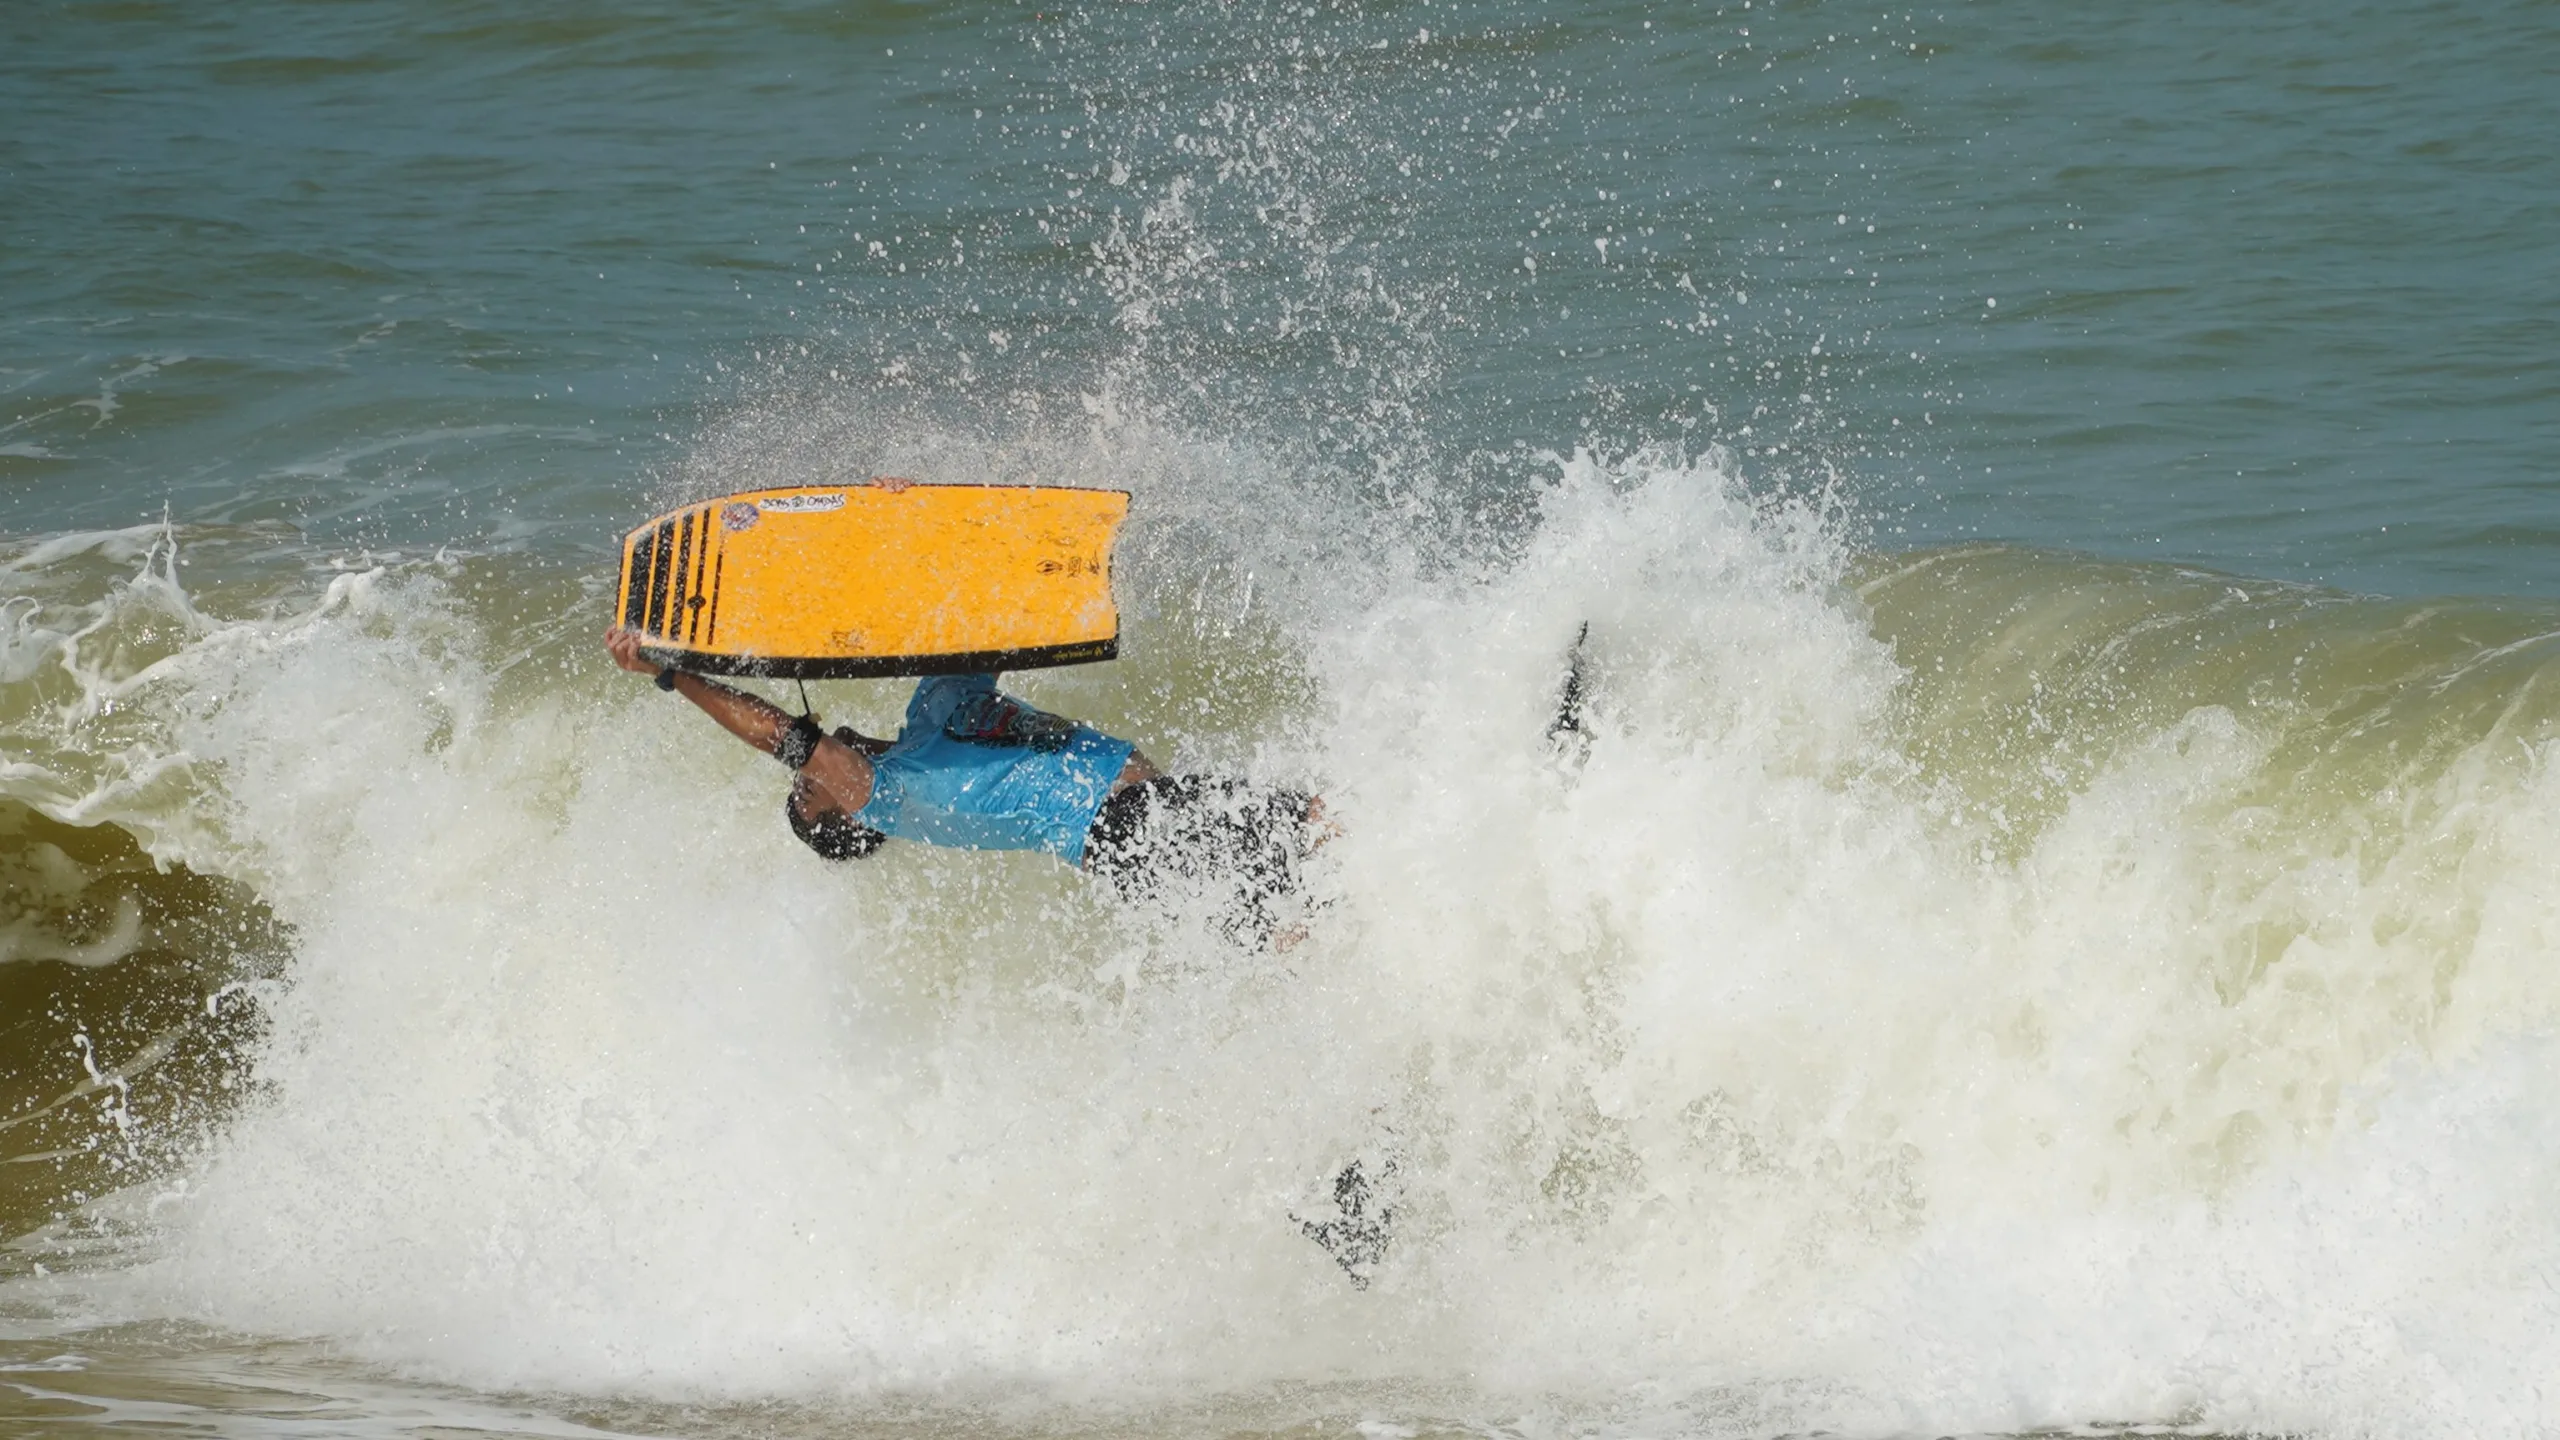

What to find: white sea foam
left=12, top=443, right=2558, bottom=1437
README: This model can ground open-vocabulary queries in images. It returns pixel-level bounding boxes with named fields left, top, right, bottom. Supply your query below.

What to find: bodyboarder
left=601, top=626, right=1328, bottom=949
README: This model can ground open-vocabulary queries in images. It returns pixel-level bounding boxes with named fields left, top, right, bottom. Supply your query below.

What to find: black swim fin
left=1295, top=1155, right=1398, bottom=1289
left=1547, top=622, right=1592, bottom=763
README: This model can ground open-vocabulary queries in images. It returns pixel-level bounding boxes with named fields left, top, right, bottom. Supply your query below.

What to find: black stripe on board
left=644, top=519, right=677, bottom=634
left=669, top=510, right=697, bottom=640
left=636, top=636, right=1119, bottom=681
left=622, top=528, right=657, bottom=629
left=684, top=507, right=713, bottom=643
left=705, top=549, right=724, bottom=645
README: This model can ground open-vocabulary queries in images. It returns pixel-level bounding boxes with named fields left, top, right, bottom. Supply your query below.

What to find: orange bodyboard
left=615, top=482, right=1129, bottom=678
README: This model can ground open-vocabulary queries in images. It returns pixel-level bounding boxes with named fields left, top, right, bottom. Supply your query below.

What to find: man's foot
left=1301, top=794, right=1344, bottom=849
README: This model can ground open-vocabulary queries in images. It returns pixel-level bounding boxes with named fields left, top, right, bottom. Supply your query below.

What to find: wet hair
left=784, top=723, right=887, bottom=861
left=787, top=788, right=886, bottom=861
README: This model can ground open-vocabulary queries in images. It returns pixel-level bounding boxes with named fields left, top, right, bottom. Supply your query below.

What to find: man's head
left=787, top=777, right=885, bottom=861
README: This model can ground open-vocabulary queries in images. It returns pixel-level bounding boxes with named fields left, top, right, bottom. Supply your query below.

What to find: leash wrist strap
left=777, top=715, right=824, bottom=770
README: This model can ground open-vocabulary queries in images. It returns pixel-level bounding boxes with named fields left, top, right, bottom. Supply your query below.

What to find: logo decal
left=722, top=502, right=760, bottom=531
left=759, top=492, right=846, bottom=514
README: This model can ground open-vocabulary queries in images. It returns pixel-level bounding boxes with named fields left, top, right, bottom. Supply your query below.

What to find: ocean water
left=5, top=1, right=2559, bottom=1436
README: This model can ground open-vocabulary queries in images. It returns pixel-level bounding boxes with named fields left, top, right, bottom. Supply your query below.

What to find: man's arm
left=605, top=626, right=875, bottom=813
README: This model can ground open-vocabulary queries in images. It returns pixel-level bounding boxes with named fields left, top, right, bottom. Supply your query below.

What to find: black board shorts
left=1081, top=774, right=1318, bottom=947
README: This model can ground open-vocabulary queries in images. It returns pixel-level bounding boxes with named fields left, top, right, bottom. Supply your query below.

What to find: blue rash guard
left=850, top=674, right=1135, bottom=866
